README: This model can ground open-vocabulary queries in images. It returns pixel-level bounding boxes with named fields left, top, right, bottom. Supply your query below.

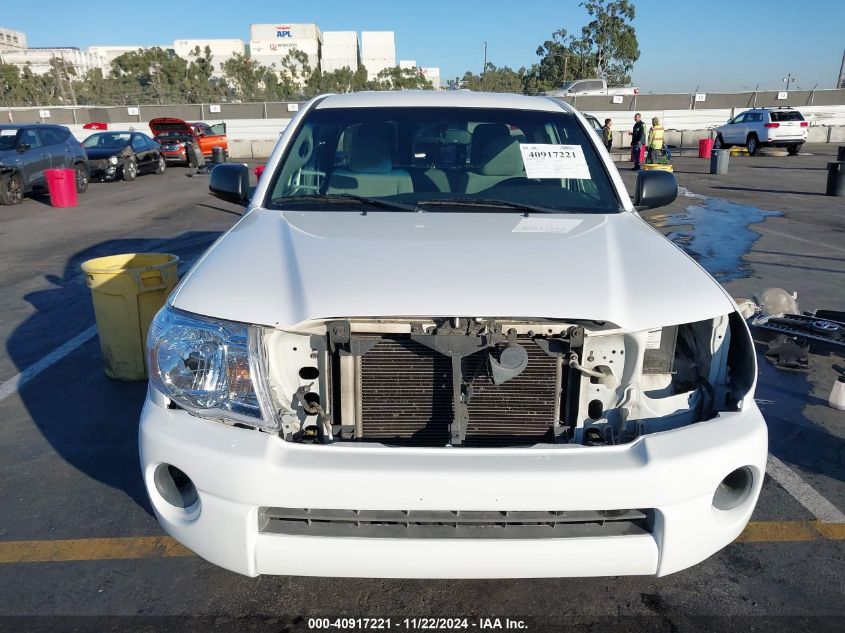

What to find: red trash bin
left=699, top=138, right=714, bottom=158
left=630, top=145, right=646, bottom=163
left=45, top=168, right=78, bottom=208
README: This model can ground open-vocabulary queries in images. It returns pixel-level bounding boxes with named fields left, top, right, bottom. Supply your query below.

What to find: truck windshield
left=265, top=106, right=621, bottom=214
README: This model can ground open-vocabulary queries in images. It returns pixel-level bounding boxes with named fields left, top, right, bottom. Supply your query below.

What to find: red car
left=149, top=118, right=228, bottom=165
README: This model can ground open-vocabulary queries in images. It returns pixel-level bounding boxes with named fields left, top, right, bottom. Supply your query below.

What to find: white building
left=420, top=67, right=441, bottom=89
left=0, top=27, right=27, bottom=50
left=172, top=39, right=244, bottom=78
left=399, top=60, right=416, bottom=70
left=249, top=23, right=321, bottom=82
left=361, top=31, right=395, bottom=80
left=88, top=45, right=150, bottom=68
left=0, top=47, right=105, bottom=76
left=321, top=31, right=359, bottom=73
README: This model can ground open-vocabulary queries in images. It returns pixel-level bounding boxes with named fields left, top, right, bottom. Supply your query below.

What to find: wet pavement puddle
left=650, top=188, right=782, bottom=282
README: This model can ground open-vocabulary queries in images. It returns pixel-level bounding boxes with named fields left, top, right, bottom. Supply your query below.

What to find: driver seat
left=459, top=136, right=525, bottom=194
left=327, top=130, right=413, bottom=197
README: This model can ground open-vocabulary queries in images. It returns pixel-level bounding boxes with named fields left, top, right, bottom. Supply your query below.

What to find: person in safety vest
left=601, top=118, right=613, bottom=151
left=647, top=116, right=666, bottom=164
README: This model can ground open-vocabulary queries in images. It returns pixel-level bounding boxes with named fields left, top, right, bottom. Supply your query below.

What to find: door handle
left=41, top=153, right=49, bottom=157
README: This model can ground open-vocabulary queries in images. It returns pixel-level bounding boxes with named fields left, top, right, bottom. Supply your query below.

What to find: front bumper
left=162, top=151, right=188, bottom=163
left=139, top=395, right=768, bottom=578
left=90, top=160, right=119, bottom=180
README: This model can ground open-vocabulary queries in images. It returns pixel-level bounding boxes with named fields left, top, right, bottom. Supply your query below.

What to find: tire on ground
left=122, top=158, right=137, bottom=181
left=0, top=171, right=24, bottom=205
left=74, top=163, right=89, bottom=193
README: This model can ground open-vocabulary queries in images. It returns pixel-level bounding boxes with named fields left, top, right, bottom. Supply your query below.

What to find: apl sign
left=276, top=26, right=292, bottom=38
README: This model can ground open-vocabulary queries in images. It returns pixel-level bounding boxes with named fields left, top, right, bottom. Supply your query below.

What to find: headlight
left=109, top=156, right=118, bottom=165
left=147, top=306, right=277, bottom=429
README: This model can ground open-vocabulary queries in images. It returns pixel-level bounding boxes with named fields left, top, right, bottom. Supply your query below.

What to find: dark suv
left=0, top=124, right=90, bottom=205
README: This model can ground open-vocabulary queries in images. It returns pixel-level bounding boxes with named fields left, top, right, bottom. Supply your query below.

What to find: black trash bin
left=826, top=161, right=845, bottom=197
left=837, top=146, right=845, bottom=162
left=211, top=146, right=225, bottom=164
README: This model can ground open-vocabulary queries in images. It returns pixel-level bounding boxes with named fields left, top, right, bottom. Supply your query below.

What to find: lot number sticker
left=519, top=144, right=590, bottom=180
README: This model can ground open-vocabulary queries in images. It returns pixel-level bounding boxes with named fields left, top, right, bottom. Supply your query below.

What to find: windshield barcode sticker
left=0, top=129, right=16, bottom=136
left=645, top=328, right=662, bottom=349
left=512, top=217, right=582, bottom=233
left=519, top=143, right=591, bottom=180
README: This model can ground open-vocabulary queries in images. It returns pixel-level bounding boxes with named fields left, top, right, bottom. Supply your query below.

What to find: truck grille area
left=360, top=338, right=453, bottom=445
left=359, top=336, right=559, bottom=447
left=259, top=508, right=652, bottom=539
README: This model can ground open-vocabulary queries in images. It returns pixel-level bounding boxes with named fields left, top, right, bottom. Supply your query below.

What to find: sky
left=3, top=0, right=844, bottom=93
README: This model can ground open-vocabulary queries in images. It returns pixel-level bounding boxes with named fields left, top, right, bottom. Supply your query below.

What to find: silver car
left=0, top=124, right=90, bottom=205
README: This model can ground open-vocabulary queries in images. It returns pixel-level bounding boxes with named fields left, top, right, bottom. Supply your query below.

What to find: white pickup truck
left=545, top=78, right=640, bottom=97
left=140, top=90, right=766, bottom=579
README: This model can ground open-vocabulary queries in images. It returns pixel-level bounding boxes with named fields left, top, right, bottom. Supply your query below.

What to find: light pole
left=482, top=41, right=487, bottom=85
left=782, top=74, right=796, bottom=92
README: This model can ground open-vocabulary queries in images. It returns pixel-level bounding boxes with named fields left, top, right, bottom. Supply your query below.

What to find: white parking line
left=767, top=453, right=845, bottom=523
left=0, top=326, right=98, bottom=403
left=761, top=228, right=845, bottom=254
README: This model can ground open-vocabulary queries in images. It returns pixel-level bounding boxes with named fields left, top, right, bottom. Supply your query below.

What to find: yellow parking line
left=735, top=520, right=821, bottom=542
left=0, top=521, right=842, bottom=564
left=0, top=536, right=192, bottom=563
left=812, top=521, right=845, bottom=540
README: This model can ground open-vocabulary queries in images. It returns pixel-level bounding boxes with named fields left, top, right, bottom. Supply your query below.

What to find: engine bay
left=261, top=315, right=754, bottom=447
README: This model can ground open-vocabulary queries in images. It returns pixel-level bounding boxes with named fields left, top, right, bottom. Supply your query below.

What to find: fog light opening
left=713, top=466, right=754, bottom=511
left=154, top=463, right=199, bottom=509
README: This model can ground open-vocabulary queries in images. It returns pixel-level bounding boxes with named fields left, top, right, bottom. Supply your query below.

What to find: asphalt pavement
left=0, top=148, right=843, bottom=633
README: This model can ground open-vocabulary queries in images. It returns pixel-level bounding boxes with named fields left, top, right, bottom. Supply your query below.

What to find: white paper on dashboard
left=519, top=143, right=591, bottom=179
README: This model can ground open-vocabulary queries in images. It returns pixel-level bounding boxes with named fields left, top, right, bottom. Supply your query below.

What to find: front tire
left=714, top=134, right=731, bottom=149
left=122, top=158, right=137, bottom=181
left=0, top=172, right=24, bottom=205
left=155, top=155, right=166, bottom=175
left=746, top=135, right=759, bottom=156
left=74, top=163, right=89, bottom=193
left=787, top=144, right=801, bottom=156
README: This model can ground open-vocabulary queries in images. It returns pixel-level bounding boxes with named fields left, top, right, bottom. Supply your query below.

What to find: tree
left=312, top=66, right=363, bottom=94
left=0, top=63, right=25, bottom=107
left=370, top=66, right=433, bottom=91
left=221, top=53, right=265, bottom=101
left=184, top=45, right=227, bottom=103
left=108, top=47, right=195, bottom=104
left=576, top=0, right=640, bottom=85
left=461, top=62, right=523, bottom=93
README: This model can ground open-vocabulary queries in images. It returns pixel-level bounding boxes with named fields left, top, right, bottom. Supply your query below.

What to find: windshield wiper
left=273, top=194, right=418, bottom=212
left=416, top=198, right=560, bottom=214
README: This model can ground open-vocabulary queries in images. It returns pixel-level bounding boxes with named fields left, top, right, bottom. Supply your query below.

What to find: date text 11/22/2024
left=307, top=617, right=529, bottom=630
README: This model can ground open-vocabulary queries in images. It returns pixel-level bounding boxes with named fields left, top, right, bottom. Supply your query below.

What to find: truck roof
left=316, top=90, right=571, bottom=113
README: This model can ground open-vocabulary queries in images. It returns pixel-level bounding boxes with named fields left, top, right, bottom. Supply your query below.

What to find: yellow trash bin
left=81, top=253, right=179, bottom=380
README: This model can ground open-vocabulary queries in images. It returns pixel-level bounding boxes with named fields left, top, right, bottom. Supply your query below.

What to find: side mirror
left=209, top=163, right=250, bottom=206
left=633, top=170, right=677, bottom=210
left=17, top=143, right=30, bottom=152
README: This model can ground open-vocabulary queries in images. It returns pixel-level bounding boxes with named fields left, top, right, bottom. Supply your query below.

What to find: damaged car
left=140, top=91, right=767, bottom=578
left=82, top=131, right=166, bottom=181
left=149, top=118, right=227, bottom=165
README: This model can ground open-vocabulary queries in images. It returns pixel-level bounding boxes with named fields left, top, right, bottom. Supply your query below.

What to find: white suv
left=714, top=107, right=808, bottom=155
